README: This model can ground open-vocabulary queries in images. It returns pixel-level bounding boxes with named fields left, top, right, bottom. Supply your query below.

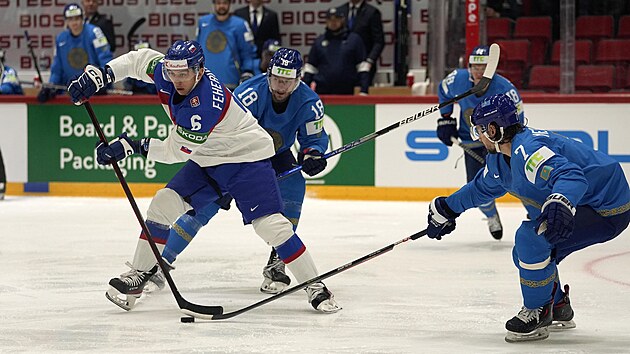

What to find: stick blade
left=482, top=43, right=500, bottom=80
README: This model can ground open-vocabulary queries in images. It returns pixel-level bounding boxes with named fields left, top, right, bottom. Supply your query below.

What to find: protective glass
left=162, top=67, right=198, bottom=83
left=269, top=75, right=298, bottom=92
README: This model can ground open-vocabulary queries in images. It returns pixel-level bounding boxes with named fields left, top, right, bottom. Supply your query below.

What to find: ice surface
left=1, top=196, right=629, bottom=353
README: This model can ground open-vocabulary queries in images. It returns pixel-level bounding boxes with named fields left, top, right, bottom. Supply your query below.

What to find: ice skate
left=260, top=250, right=291, bottom=294
left=487, top=213, right=503, bottom=240
left=505, top=302, right=552, bottom=343
left=105, top=262, right=158, bottom=311
left=306, top=282, right=341, bottom=313
left=144, top=258, right=175, bottom=294
left=550, top=284, right=576, bottom=330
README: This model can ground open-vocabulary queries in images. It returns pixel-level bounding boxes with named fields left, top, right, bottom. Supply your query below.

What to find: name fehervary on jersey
left=207, top=71, right=225, bottom=110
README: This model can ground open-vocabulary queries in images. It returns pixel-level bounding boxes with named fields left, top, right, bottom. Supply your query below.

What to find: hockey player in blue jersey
left=0, top=49, right=23, bottom=95
left=147, top=47, right=329, bottom=295
left=426, top=94, right=630, bottom=342
left=197, top=0, right=257, bottom=90
left=437, top=45, right=525, bottom=240
left=38, top=3, right=112, bottom=103
left=67, top=40, right=340, bottom=314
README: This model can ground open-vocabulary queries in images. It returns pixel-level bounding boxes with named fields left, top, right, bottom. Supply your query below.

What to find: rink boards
left=1, top=95, right=629, bottom=200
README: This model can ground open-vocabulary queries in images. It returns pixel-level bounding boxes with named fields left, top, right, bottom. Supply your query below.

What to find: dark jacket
left=234, top=6, right=280, bottom=58
left=303, top=28, right=370, bottom=95
left=338, top=1, right=384, bottom=65
left=86, top=12, right=116, bottom=52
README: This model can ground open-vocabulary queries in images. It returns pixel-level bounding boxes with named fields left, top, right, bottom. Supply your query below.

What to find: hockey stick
left=82, top=102, right=223, bottom=316
left=22, top=81, right=133, bottom=95
left=24, top=31, right=44, bottom=84
left=277, top=43, right=500, bottom=180
left=450, top=137, right=485, bottom=164
left=181, top=228, right=427, bottom=320
left=127, top=18, right=147, bottom=52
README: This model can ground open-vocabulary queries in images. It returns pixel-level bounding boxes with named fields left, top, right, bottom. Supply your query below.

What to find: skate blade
left=549, top=320, right=576, bottom=331
left=260, top=279, right=289, bottom=295
left=315, top=299, right=342, bottom=314
left=505, top=327, right=549, bottom=343
left=105, top=287, right=140, bottom=311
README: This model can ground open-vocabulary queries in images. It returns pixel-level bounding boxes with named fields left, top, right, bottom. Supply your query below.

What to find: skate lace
left=265, top=257, right=284, bottom=272
left=516, top=306, right=541, bottom=323
left=119, top=261, right=147, bottom=286
left=306, top=282, right=327, bottom=302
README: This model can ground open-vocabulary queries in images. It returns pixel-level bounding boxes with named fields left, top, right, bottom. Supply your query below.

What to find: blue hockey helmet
left=164, top=40, right=204, bottom=72
left=469, top=45, right=490, bottom=65
left=63, top=3, right=83, bottom=19
left=267, top=48, right=303, bottom=79
left=470, top=94, right=519, bottom=141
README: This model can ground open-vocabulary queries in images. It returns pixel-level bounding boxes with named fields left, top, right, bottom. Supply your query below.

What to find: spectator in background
left=83, top=0, right=116, bottom=52
left=0, top=49, right=24, bottom=95
left=197, top=0, right=257, bottom=90
left=303, top=7, right=369, bottom=95
left=338, top=0, right=384, bottom=85
left=123, top=42, right=157, bottom=95
left=234, top=0, right=280, bottom=60
left=485, top=0, right=522, bottom=20
left=256, top=39, right=281, bottom=74
left=38, top=3, right=112, bottom=102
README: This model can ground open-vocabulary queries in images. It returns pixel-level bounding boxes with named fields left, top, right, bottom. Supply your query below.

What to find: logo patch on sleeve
left=305, top=118, right=324, bottom=135
left=176, top=125, right=208, bottom=144
left=180, top=146, right=192, bottom=154
left=524, top=146, right=555, bottom=183
left=92, top=36, right=109, bottom=48
left=146, top=57, right=163, bottom=75
left=540, top=165, right=553, bottom=181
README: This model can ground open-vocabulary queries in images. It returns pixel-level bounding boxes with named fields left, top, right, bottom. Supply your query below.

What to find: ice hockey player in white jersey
left=67, top=40, right=341, bottom=314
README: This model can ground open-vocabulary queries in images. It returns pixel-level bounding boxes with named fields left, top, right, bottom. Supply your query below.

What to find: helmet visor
left=162, top=59, right=199, bottom=82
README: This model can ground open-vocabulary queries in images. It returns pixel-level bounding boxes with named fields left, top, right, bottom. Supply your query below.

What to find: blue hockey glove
left=37, top=87, right=56, bottom=103
left=436, top=115, right=458, bottom=146
left=95, top=133, right=149, bottom=165
left=297, top=148, right=327, bottom=176
left=68, top=65, right=114, bottom=105
left=536, top=193, right=575, bottom=245
left=427, top=197, right=460, bottom=240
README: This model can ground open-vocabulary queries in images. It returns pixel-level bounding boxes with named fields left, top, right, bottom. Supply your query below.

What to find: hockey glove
left=239, top=71, right=254, bottom=84
left=68, top=65, right=114, bottom=105
left=536, top=193, right=576, bottom=245
left=37, top=87, right=56, bottom=103
left=96, top=133, right=150, bottom=165
left=436, top=115, right=458, bottom=146
left=297, top=148, right=327, bottom=176
left=427, top=197, right=460, bottom=240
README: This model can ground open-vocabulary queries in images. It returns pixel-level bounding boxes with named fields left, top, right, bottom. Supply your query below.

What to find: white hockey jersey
left=106, top=48, right=274, bottom=166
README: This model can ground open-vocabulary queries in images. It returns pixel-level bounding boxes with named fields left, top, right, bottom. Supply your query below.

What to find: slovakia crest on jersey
left=180, top=146, right=192, bottom=154
left=190, top=96, right=200, bottom=107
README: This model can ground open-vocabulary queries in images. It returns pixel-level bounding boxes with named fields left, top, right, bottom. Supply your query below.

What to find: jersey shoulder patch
left=524, top=146, right=555, bottom=183
left=146, top=57, right=163, bottom=76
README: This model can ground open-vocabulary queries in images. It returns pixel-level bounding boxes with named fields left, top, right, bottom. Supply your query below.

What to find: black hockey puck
left=181, top=316, right=195, bottom=323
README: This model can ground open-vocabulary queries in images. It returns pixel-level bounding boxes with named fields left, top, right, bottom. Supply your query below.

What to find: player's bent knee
left=146, top=188, right=190, bottom=225
left=252, top=213, right=294, bottom=247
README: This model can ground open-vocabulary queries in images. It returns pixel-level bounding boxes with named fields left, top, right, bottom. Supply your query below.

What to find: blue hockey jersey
left=1, top=65, right=23, bottom=94
left=49, top=23, right=112, bottom=86
left=196, top=15, right=257, bottom=88
left=438, top=69, right=524, bottom=144
left=233, top=74, right=328, bottom=154
left=446, top=128, right=630, bottom=218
